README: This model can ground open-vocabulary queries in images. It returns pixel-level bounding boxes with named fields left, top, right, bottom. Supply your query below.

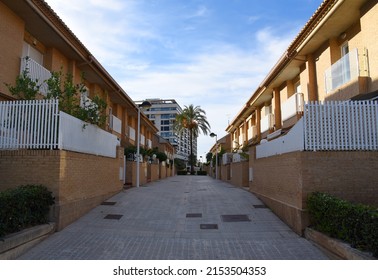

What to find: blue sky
left=45, top=0, right=323, bottom=158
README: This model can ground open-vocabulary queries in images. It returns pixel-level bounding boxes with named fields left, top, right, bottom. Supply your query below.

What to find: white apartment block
left=135, top=99, right=197, bottom=161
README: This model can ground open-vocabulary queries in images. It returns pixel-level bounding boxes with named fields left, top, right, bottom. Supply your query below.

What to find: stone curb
left=304, top=227, right=376, bottom=260
left=0, top=223, right=56, bottom=260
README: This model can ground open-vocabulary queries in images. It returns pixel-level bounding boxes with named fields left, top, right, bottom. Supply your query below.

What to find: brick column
left=256, top=107, right=261, bottom=141
left=273, top=88, right=282, bottom=130
left=307, top=54, right=318, bottom=102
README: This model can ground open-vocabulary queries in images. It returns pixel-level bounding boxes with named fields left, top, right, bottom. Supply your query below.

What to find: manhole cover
left=101, top=201, right=116, bottom=206
left=221, top=215, right=251, bottom=222
left=200, top=224, right=218, bottom=229
left=104, top=214, right=123, bottom=220
left=186, top=213, right=202, bottom=218
left=253, top=204, right=267, bottom=209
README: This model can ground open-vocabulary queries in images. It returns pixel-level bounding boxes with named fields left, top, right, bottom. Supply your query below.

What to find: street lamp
left=136, top=100, right=151, bottom=188
left=210, top=132, right=218, bottom=180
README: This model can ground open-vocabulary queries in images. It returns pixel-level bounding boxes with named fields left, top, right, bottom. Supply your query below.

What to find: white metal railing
left=304, top=100, right=378, bottom=151
left=0, top=100, right=119, bottom=158
left=147, top=139, right=152, bottom=149
left=247, top=125, right=257, bottom=140
left=129, top=126, right=136, bottom=141
left=325, top=48, right=359, bottom=94
left=260, top=113, right=274, bottom=133
left=281, top=93, right=304, bottom=121
left=0, top=99, right=59, bottom=149
left=110, top=115, right=122, bottom=134
left=238, top=133, right=243, bottom=146
left=20, top=57, right=52, bottom=96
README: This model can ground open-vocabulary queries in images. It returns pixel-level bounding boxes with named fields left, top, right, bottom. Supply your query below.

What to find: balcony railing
left=129, top=127, right=136, bottom=141
left=110, top=115, right=122, bottom=134
left=281, top=92, right=304, bottom=121
left=325, top=48, right=359, bottom=94
left=20, top=57, right=52, bottom=96
left=247, top=125, right=257, bottom=140
left=260, top=113, right=274, bottom=133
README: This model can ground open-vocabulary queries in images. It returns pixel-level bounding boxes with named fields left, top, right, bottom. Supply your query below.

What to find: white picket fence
left=303, top=100, right=378, bottom=151
left=0, top=99, right=119, bottom=158
left=0, top=99, right=59, bottom=149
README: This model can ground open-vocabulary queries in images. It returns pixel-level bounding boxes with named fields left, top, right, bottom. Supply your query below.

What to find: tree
left=174, top=104, right=210, bottom=173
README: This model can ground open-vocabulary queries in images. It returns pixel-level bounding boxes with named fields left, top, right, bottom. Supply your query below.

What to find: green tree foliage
left=5, top=69, right=40, bottom=100
left=6, top=68, right=107, bottom=127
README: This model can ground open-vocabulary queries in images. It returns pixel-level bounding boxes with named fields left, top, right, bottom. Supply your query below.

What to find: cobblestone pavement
left=19, top=176, right=328, bottom=260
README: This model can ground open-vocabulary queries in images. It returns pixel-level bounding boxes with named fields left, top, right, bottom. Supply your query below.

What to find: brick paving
left=19, top=176, right=328, bottom=260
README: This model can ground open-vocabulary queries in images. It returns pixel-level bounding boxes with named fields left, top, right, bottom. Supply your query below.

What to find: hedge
left=307, top=192, right=378, bottom=257
left=197, top=171, right=207, bottom=176
left=177, top=171, right=187, bottom=175
left=0, top=185, right=55, bottom=238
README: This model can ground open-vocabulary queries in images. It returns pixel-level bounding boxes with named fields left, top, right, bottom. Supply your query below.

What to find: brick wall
left=0, top=2, right=25, bottom=98
left=148, top=163, right=159, bottom=182
left=249, top=147, right=378, bottom=235
left=126, top=161, right=147, bottom=186
left=230, top=162, right=249, bottom=188
left=0, top=147, right=124, bottom=230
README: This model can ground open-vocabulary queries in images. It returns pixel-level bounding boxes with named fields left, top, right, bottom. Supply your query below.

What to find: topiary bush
left=307, top=192, right=378, bottom=257
left=0, top=185, right=55, bottom=238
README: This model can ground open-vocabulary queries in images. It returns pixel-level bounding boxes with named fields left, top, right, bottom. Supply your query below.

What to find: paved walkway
left=19, top=176, right=328, bottom=260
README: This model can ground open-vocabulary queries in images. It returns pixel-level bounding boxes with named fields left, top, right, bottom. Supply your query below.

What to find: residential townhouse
left=0, top=0, right=171, bottom=230
left=224, top=0, right=378, bottom=234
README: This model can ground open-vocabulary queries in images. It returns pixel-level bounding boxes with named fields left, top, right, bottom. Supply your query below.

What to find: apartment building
left=136, top=99, right=198, bottom=162
left=224, top=0, right=378, bottom=234
left=0, top=0, right=162, bottom=229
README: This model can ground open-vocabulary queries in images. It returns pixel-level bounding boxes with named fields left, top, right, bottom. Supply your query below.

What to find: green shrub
left=307, top=192, right=378, bottom=257
left=197, top=171, right=207, bottom=176
left=0, top=185, right=55, bottom=238
left=177, top=171, right=187, bottom=175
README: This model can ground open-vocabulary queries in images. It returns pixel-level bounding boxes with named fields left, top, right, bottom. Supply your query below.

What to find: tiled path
left=19, top=176, right=328, bottom=260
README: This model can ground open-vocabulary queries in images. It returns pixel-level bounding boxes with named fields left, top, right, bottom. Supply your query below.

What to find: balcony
left=281, top=93, right=304, bottom=121
left=110, top=115, right=122, bottom=134
left=129, top=127, right=136, bottom=141
left=20, top=57, right=52, bottom=96
left=325, top=48, right=359, bottom=94
left=247, top=125, right=257, bottom=141
left=260, top=113, right=274, bottom=133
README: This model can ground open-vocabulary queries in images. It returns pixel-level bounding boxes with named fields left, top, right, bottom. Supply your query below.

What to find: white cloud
left=45, top=0, right=297, bottom=156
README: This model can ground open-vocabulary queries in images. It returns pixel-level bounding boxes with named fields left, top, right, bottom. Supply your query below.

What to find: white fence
left=0, top=100, right=119, bottom=158
left=20, top=57, right=52, bottom=96
left=0, top=99, right=59, bottom=149
left=304, top=100, right=378, bottom=151
left=256, top=100, right=378, bottom=158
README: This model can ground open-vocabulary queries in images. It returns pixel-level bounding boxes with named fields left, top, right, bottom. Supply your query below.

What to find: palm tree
left=174, top=104, right=211, bottom=173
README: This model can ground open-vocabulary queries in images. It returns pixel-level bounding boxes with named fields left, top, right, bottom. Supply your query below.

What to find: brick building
left=223, top=0, right=378, bottom=234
